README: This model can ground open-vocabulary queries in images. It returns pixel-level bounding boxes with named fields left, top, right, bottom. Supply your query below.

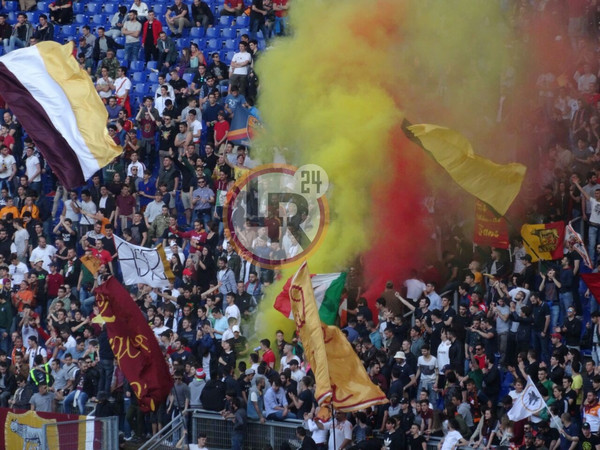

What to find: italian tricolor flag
left=274, top=272, right=347, bottom=325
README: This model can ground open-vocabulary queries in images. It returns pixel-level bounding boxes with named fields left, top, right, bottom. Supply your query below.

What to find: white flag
left=507, top=376, right=546, bottom=421
left=114, top=236, right=174, bottom=288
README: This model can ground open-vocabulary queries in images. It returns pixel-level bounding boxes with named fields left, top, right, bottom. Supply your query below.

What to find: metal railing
left=40, top=416, right=119, bottom=450
left=139, top=408, right=303, bottom=450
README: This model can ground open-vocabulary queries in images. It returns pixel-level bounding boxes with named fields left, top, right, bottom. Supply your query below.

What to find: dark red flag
left=581, top=273, right=600, bottom=305
left=95, top=277, right=173, bottom=412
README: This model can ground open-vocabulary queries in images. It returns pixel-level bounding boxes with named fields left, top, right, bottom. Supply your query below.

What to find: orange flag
left=289, top=262, right=387, bottom=418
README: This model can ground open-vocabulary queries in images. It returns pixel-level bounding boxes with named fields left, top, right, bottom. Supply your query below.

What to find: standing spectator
left=122, top=10, right=142, bottom=65
left=142, top=10, right=162, bottom=62
left=228, top=42, right=252, bottom=96
left=250, top=0, right=269, bottom=42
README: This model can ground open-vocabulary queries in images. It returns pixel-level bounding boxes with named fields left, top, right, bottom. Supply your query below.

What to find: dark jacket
left=92, top=36, right=123, bottom=62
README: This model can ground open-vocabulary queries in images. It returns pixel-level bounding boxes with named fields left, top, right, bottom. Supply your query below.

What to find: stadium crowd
left=4, top=0, right=600, bottom=450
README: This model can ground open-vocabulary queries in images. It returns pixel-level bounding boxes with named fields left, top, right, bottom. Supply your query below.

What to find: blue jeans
left=124, top=42, right=140, bottom=64
left=589, top=224, right=599, bottom=264
left=532, top=331, right=549, bottom=364
left=64, top=390, right=89, bottom=415
left=81, top=295, right=96, bottom=316
left=559, top=291, right=574, bottom=325
left=3, top=36, right=25, bottom=53
left=550, top=303, right=560, bottom=332
left=418, top=379, right=437, bottom=406
left=249, top=18, right=269, bottom=42
left=266, top=410, right=297, bottom=421
left=193, top=208, right=212, bottom=231
left=232, top=430, right=244, bottom=450
left=99, top=359, right=114, bottom=395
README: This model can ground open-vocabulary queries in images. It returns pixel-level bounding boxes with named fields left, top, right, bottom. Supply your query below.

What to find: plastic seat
left=91, top=14, right=105, bottom=25
left=116, top=48, right=125, bottom=60
left=237, top=27, right=249, bottom=37
left=150, top=83, right=159, bottom=94
left=223, top=50, right=234, bottom=64
left=60, top=25, right=76, bottom=36
left=4, top=2, right=16, bottom=11
left=176, top=38, right=190, bottom=48
left=235, top=15, right=249, bottom=27
left=205, top=27, right=218, bottom=38
left=190, top=27, right=204, bottom=38
left=37, top=1, right=49, bottom=12
left=206, top=38, right=219, bottom=51
left=145, top=60, right=158, bottom=71
left=103, top=4, right=117, bottom=14
left=74, top=14, right=87, bottom=25
left=182, top=73, right=194, bottom=84
left=26, top=12, right=40, bottom=24
left=153, top=3, right=166, bottom=15
left=114, top=36, right=125, bottom=46
left=130, top=60, right=145, bottom=72
left=219, top=16, right=232, bottom=27
left=132, top=71, right=145, bottom=82
left=147, top=72, right=159, bottom=83
left=73, top=3, right=84, bottom=14
left=224, top=39, right=236, bottom=50
left=86, top=3, right=101, bottom=14
left=221, top=27, right=235, bottom=39
left=134, top=83, right=148, bottom=94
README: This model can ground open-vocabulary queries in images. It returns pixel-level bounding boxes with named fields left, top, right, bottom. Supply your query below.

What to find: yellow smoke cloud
left=251, top=0, right=516, bottom=341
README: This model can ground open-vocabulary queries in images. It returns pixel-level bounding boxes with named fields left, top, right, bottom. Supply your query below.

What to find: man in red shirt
left=45, top=262, right=64, bottom=299
left=92, top=239, right=113, bottom=273
left=174, top=219, right=207, bottom=256
left=260, top=338, right=275, bottom=368
left=115, top=185, right=136, bottom=232
left=220, top=0, right=244, bottom=16
left=213, top=111, right=229, bottom=152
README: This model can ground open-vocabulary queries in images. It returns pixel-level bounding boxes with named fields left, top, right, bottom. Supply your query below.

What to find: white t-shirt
left=115, top=76, right=132, bottom=98
left=29, top=245, right=57, bottom=272
left=436, top=340, right=451, bottom=371
left=130, top=1, right=149, bottom=18
left=96, top=77, right=114, bottom=99
left=62, top=199, right=81, bottom=222
left=405, top=278, right=426, bottom=300
left=0, top=154, right=15, bottom=180
left=122, top=19, right=141, bottom=44
left=231, top=51, right=252, bottom=75
left=9, top=261, right=28, bottom=285
left=417, top=354, right=438, bottom=383
left=225, top=303, right=240, bottom=322
left=25, top=155, right=41, bottom=182
left=590, top=197, right=600, bottom=224
left=79, top=200, right=97, bottom=226
left=441, top=429, right=464, bottom=450
left=325, top=419, right=352, bottom=450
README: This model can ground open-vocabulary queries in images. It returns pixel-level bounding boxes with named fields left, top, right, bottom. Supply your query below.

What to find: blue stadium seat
left=145, top=61, right=158, bottom=71
left=223, top=39, right=236, bottom=50
left=223, top=50, right=234, bottom=64
left=86, top=2, right=101, bottom=14
left=114, top=36, right=125, bottom=46
left=205, top=27, right=218, bottom=38
left=116, top=48, right=125, bottom=60
left=90, top=14, right=105, bottom=25
left=235, top=15, right=249, bottom=27
left=190, top=27, right=204, bottom=38
left=26, top=12, right=40, bottom=24
left=182, top=72, right=194, bottom=84
left=206, top=38, right=219, bottom=51
left=219, top=16, right=232, bottom=27
left=73, top=3, right=84, bottom=14
left=237, top=27, right=249, bottom=37
left=148, top=72, right=159, bottom=83
left=134, top=83, right=148, bottom=94
left=74, top=14, right=87, bottom=25
left=104, top=3, right=119, bottom=13
left=6, top=12, right=15, bottom=21
left=176, top=38, right=190, bottom=48
left=130, top=60, right=145, bottom=72
left=150, top=83, right=159, bottom=94
left=132, top=71, right=145, bottom=82
left=153, top=3, right=167, bottom=15
left=60, top=25, right=76, bottom=36
left=37, top=2, right=49, bottom=12
left=4, top=2, right=16, bottom=11
left=221, top=27, right=235, bottom=39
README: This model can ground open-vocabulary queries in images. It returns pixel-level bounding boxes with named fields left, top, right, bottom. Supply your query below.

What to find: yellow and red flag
left=520, top=221, right=565, bottom=261
left=95, top=276, right=173, bottom=412
left=288, top=262, right=387, bottom=418
left=473, top=200, right=510, bottom=249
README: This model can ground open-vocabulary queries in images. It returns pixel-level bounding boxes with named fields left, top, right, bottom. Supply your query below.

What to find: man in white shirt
left=439, top=418, right=468, bottom=450
left=29, top=237, right=57, bottom=272
left=78, top=189, right=97, bottom=235
left=229, top=41, right=252, bottom=96
left=24, top=145, right=41, bottom=193
left=224, top=292, right=240, bottom=323
left=0, top=145, right=16, bottom=196
left=144, top=192, right=165, bottom=226
left=95, top=66, right=114, bottom=102
left=122, top=10, right=141, bottom=64
left=130, top=0, right=149, bottom=22
left=114, top=66, right=132, bottom=116
left=126, top=151, right=145, bottom=176
left=186, top=109, right=203, bottom=147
